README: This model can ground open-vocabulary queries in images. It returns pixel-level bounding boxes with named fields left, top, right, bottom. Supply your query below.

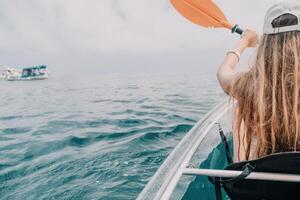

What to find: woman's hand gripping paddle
left=170, top=0, right=243, bottom=35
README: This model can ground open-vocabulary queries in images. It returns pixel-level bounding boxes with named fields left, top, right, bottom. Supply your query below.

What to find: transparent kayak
left=137, top=99, right=234, bottom=200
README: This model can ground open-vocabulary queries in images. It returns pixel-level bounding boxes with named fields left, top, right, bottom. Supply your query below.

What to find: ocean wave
left=0, top=73, right=223, bottom=199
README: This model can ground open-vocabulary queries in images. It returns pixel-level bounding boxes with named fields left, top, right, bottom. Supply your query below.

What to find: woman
left=217, top=1, right=300, bottom=161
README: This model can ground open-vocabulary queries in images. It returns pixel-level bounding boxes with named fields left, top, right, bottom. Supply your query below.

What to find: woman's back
left=234, top=31, right=300, bottom=160
left=217, top=1, right=300, bottom=161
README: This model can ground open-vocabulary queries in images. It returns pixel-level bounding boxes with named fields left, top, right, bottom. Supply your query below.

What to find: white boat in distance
left=1, top=65, right=49, bottom=81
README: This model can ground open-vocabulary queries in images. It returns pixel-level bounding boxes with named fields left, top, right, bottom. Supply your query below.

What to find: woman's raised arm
left=217, top=29, right=259, bottom=96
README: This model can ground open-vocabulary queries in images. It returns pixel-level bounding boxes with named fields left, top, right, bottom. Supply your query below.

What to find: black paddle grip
left=231, top=24, right=243, bottom=35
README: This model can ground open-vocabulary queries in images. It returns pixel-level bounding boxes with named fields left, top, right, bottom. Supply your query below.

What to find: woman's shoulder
left=231, top=69, right=256, bottom=98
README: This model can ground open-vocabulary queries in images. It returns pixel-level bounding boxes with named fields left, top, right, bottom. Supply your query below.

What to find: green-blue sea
left=0, top=69, right=224, bottom=199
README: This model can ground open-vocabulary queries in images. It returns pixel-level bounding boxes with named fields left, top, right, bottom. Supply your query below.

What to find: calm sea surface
left=0, top=70, right=224, bottom=200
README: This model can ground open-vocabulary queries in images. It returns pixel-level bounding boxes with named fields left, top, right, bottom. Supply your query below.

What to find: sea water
left=0, top=70, right=224, bottom=200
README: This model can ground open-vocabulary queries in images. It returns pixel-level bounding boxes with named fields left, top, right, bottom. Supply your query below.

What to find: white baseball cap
left=263, top=1, right=300, bottom=34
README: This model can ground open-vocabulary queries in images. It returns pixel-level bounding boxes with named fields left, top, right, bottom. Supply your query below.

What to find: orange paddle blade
left=171, top=0, right=233, bottom=30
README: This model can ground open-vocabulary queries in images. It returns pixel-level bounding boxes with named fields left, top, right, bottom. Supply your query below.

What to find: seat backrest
left=223, top=152, right=300, bottom=200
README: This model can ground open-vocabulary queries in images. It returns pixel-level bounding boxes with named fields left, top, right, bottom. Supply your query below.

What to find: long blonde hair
left=233, top=31, right=300, bottom=160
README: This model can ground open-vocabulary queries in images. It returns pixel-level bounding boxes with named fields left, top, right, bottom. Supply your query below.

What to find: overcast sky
left=0, top=0, right=283, bottom=73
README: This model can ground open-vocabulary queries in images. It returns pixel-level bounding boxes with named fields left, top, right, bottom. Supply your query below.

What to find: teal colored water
left=0, top=71, right=224, bottom=200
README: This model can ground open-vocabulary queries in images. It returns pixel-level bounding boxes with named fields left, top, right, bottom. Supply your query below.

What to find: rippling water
left=0, top=70, right=224, bottom=200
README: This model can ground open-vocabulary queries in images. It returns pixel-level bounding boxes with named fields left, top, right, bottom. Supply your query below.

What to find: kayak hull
left=137, top=99, right=233, bottom=200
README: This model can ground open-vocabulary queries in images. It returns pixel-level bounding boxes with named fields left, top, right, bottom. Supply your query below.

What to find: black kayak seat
left=210, top=152, right=300, bottom=200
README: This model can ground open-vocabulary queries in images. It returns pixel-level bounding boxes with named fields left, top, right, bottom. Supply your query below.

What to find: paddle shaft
left=232, top=24, right=243, bottom=35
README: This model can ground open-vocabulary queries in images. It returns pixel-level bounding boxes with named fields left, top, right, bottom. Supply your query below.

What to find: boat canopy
left=21, top=65, right=48, bottom=78
left=22, top=65, right=47, bottom=70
